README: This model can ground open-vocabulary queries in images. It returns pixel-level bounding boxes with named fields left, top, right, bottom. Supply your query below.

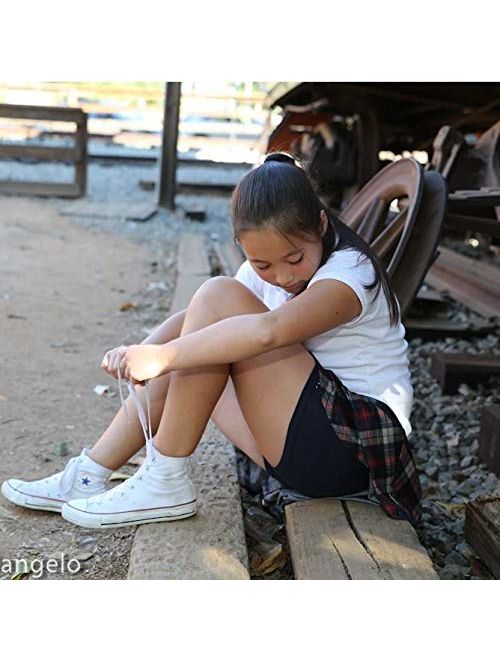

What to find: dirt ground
left=0, top=196, right=176, bottom=579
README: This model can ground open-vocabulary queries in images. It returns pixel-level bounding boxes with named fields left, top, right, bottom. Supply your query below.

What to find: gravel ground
left=2, top=156, right=499, bottom=580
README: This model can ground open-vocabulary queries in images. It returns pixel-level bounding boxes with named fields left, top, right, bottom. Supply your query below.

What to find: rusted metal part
left=340, top=161, right=447, bottom=317
left=390, top=171, right=447, bottom=317
left=444, top=213, right=500, bottom=239
left=355, top=197, right=388, bottom=244
left=369, top=209, right=409, bottom=261
left=448, top=189, right=500, bottom=206
left=341, top=158, right=424, bottom=277
left=429, top=126, right=465, bottom=178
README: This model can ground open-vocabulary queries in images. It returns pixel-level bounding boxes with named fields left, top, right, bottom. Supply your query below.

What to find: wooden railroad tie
left=464, top=496, right=500, bottom=579
left=430, top=352, right=500, bottom=394
left=479, top=405, right=500, bottom=477
left=286, top=499, right=438, bottom=580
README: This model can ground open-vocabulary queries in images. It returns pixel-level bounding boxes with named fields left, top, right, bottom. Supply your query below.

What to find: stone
left=439, top=564, right=471, bottom=580
left=456, top=478, right=477, bottom=496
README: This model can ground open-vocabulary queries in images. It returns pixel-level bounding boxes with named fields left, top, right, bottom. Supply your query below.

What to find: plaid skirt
left=314, top=358, right=422, bottom=526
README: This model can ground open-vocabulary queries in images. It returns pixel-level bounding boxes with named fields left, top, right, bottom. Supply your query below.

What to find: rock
left=439, top=563, right=471, bottom=580
left=55, top=441, right=69, bottom=457
left=455, top=541, right=475, bottom=559
left=249, top=540, right=285, bottom=577
left=456, top=478, right=477, bottom=496
left=77, top=535, right=97, bottom=549
left=425, top=465, right=439, bottom=479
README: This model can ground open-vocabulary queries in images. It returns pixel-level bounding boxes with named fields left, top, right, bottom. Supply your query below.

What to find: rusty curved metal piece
left=341, top=157, right=424, bottom=277
left=391, top=171, right=447, bottom=317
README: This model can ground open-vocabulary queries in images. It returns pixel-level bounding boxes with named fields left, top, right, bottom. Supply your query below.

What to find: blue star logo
left=81, top=477, right=91, bottom=486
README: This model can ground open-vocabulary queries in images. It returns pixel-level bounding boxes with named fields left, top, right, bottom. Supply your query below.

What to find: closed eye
left=254, top=253, right=303, bottom=271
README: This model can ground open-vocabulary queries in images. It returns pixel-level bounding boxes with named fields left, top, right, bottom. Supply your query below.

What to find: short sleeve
left=308, top=250, right=376, bottom=324
left=234, top=260, right=266, bottom=303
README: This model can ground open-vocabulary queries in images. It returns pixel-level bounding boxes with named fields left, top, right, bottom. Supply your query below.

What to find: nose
left=275, top=267, right=294, bottom=288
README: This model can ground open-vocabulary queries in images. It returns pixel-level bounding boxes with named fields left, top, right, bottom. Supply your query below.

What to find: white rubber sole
left=1, top=480, right=64, bottom=513
left=61, top=499, right=197, bottom=529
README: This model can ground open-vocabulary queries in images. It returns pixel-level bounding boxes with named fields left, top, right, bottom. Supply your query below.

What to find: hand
left=101, top=345, right=129, bottom=381
left=117, top=344, right=168, bottom=384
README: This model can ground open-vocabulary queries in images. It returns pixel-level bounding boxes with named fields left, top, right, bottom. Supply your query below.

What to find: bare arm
left=157, top=280, right=360, bottom=373
left=140, top=309, right=186, bottom=345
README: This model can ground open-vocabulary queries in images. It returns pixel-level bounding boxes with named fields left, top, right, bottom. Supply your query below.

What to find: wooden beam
left=426, top=246, right=500, bottom=318
left=430, top=352, right=500, bottom=394
left=465, top=497, right=500, bottom=579
left=157, top=82, right=181, bottom=210
left=0, top=181, right=81, bottom=197
left=479, top=406, right=500, bottom=476
left=0, top=103, right=85, bottom=122
left=285, top=498, right=438, bottom=579
left=0, top=143, right=81, bottom=162
left=214, top=241, right=244, bottom=277
left=404, top=318, right=496, bottom=341
left=177, top=181, right=235, bottom=196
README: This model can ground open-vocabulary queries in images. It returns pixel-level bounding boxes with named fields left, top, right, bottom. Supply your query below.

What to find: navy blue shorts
left=262, top=360, right=370, bottom=498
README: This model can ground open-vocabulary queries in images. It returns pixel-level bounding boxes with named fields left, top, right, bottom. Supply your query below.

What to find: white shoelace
left=116, top=366, right=154, bottom=458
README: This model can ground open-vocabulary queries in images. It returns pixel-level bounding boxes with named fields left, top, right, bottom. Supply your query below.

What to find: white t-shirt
left=234, top=247, right=413, bottom=437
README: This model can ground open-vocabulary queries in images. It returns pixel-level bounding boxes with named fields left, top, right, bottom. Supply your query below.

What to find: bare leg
left=88, top=373, right=171, bottom=470
left=154, top=289, right=230, bottom=457
left=153, top=277, right=314, bottom=467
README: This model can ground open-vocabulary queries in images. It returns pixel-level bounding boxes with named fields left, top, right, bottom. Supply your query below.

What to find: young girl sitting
left=1, top=152, right=422, bottom=529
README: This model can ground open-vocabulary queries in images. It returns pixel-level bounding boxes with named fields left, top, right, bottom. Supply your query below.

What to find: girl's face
left=239, top=211, right=328, bottom=295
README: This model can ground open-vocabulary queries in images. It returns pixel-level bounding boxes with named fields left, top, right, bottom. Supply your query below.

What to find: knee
left=190, top=276, right=247, bottom=307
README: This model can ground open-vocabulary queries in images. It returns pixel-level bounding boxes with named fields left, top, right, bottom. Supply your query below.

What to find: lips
left=283, top=283, right=303, bottom=293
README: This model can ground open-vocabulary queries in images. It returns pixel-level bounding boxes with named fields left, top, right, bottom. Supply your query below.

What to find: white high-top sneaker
left=61, top=444, right=196, bottom=529
left=1, top=448, right=112, bottom=513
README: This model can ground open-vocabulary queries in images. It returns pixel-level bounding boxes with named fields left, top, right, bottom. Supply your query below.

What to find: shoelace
left=116, top=366, right=155, bottom=461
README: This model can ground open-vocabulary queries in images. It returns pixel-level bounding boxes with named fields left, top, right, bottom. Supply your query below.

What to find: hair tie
left=263, top=152, right=297, bottom=167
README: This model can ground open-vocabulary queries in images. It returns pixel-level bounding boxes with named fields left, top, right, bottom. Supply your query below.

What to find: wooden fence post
left=157, top=82, right=182, bottom=210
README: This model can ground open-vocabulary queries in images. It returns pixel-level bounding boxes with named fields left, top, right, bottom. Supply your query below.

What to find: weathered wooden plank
left=0, top=181, right=81, bottom=198
left=464, top=497, right=500, bottom=579
left=404, top=318, right=496, bottom=341
left=177, top=233, right=211, bottom=276
left=344, top=501, right=439, bottom=579
left=430, top=352, right=500, bottom=394
left=0, top=143, right=81, bottom=162
left=177, top=181, right=235, bottom=196
left=433, top=246, right=500, bottom=295
left=214, top=241, right=244, bottom=277
left=479, top=406, right=500, bottom=476
left=286, top=499, right=361, bottom=579
left=0, top=103, right=85, bottom=122
left=286, top=499, right=438, bottom=579
left=425, top=246, right=500, bottom=318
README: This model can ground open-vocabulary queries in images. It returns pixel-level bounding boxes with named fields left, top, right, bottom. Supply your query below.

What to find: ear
left=320, top=209, right=329, bottom=237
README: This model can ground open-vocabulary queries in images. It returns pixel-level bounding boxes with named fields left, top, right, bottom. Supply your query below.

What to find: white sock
left=151, top=443, right=190, bottom=469
left=79, top=448, right=113, bottom=478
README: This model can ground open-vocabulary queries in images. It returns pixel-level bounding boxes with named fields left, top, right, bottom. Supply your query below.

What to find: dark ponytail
left=231, top=152, right=401, bottom=326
